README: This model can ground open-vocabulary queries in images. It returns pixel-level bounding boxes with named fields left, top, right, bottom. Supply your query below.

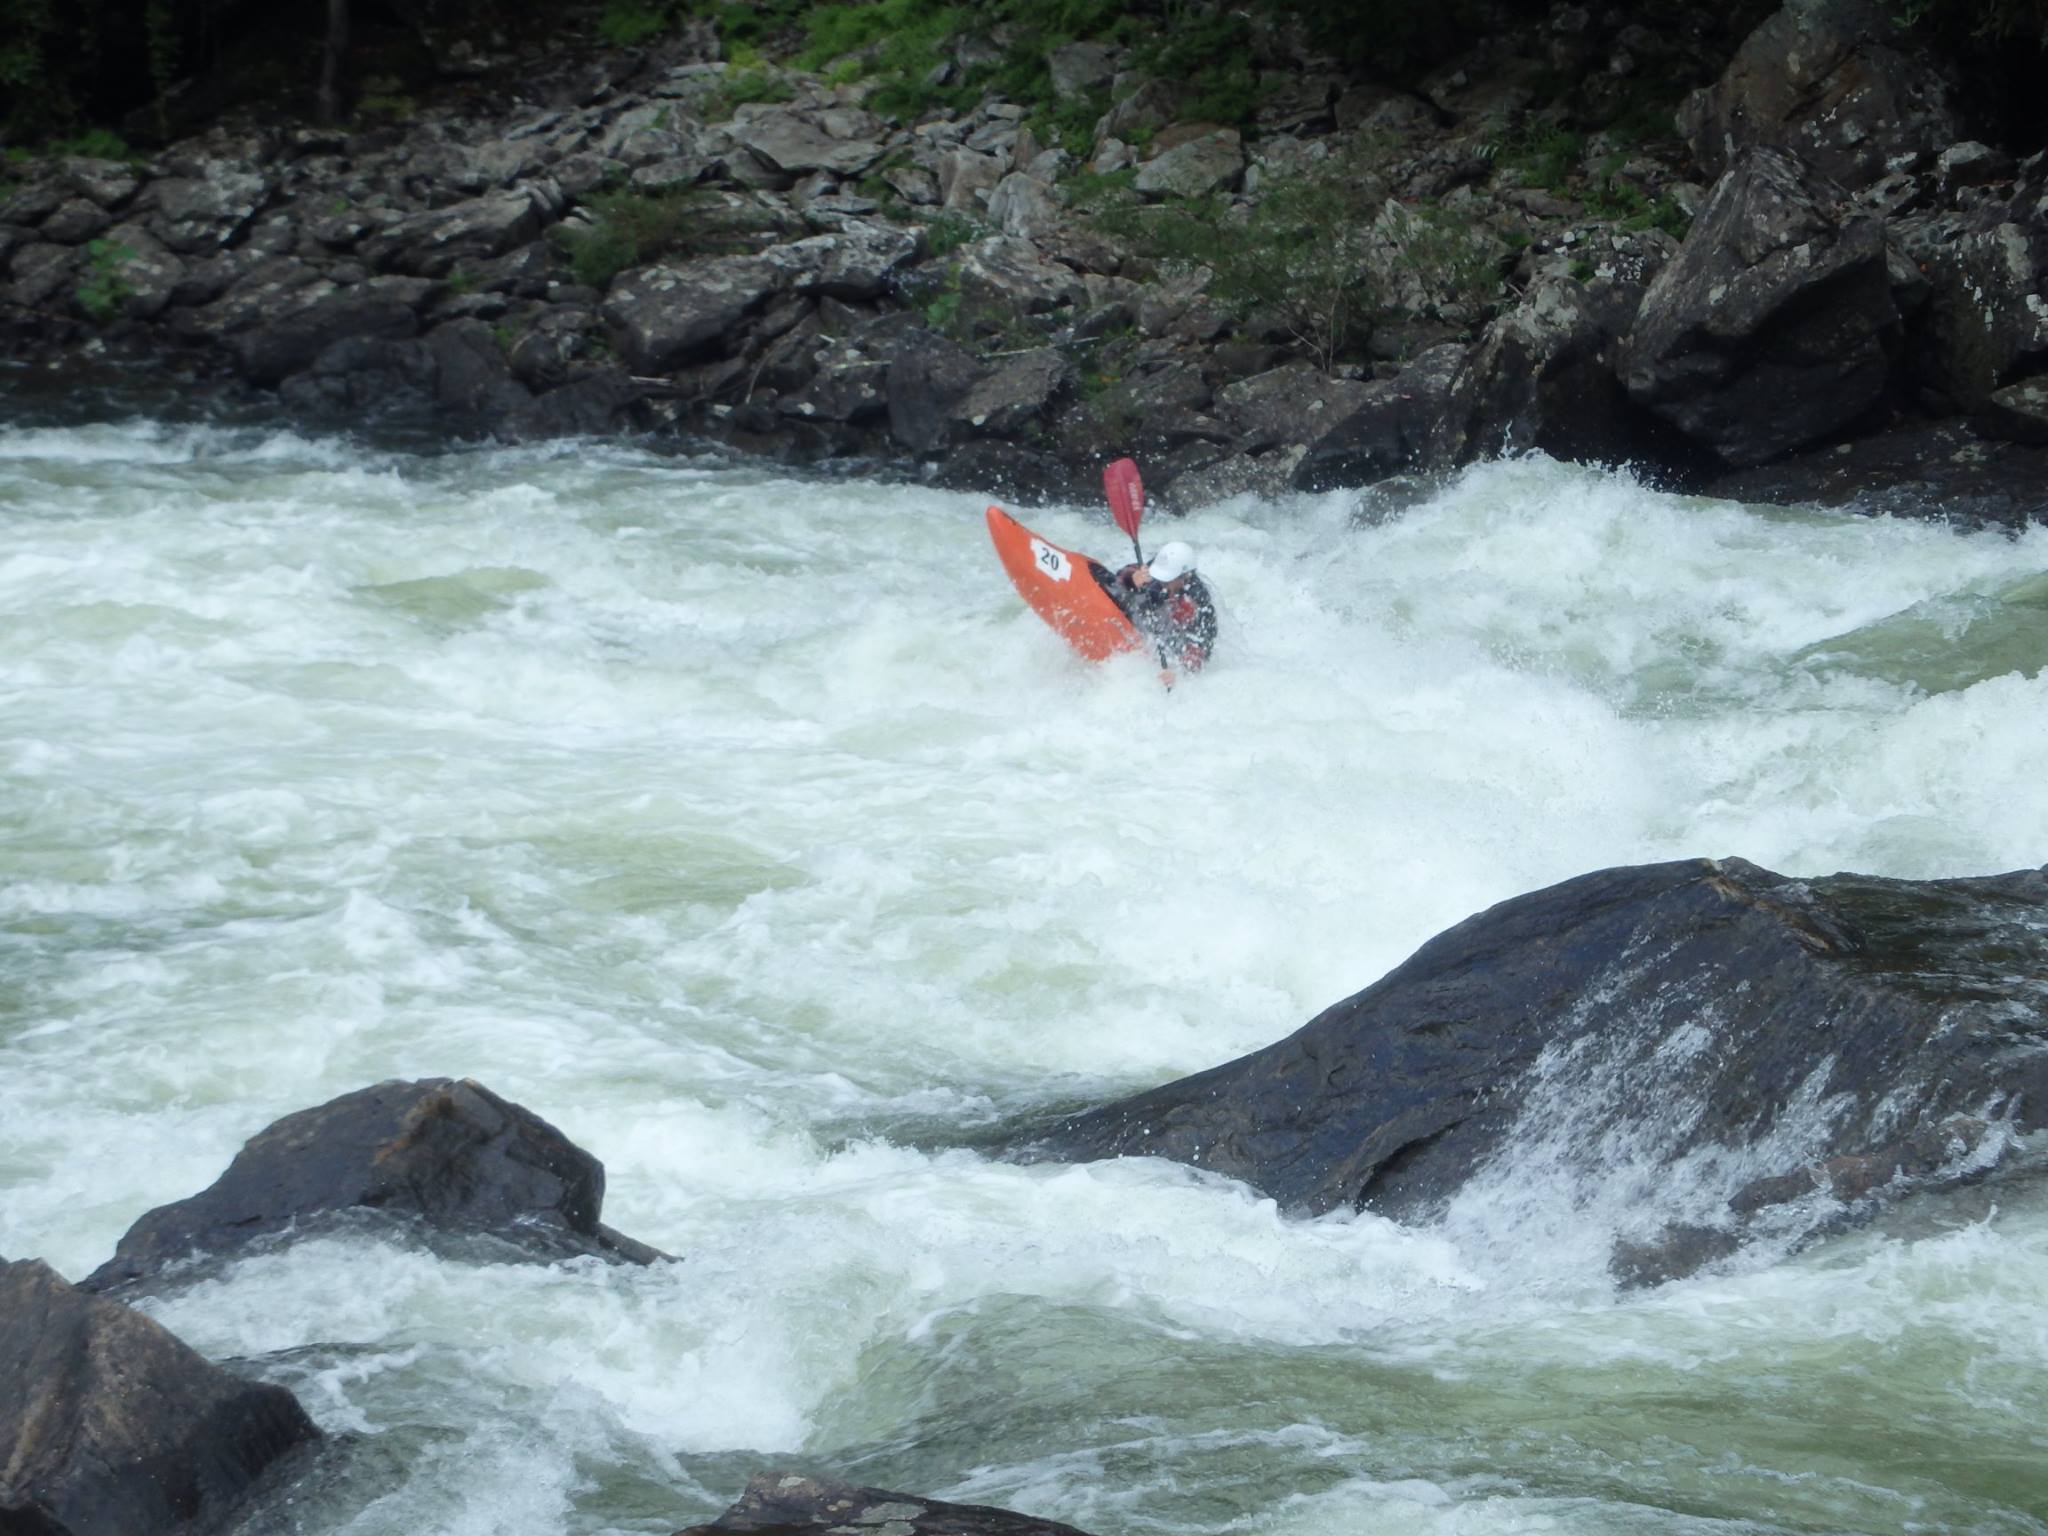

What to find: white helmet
left=1149, top=541, right=1195, bottom=582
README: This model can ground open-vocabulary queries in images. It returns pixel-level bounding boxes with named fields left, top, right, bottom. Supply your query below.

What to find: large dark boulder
left=677, top=1473, right=1099, bottom=1536
left=1621, top=147, right=1898, bottom=467
left=1288, top=344, right=1466, bottom=492
left=1901, top=222, right=2048, bottom=413
left=232, top=288, right=425, bottom=386
left=1432, top=275, right=1668, bottom=471
left=1707, top=420, right=2048, bottom=529
left=1010, top=857, right=2048, bottom=1279
left=1679, top=0, right=1958, bottom=190
left=84, top=1078, right=663, bottom=1291
left=1, top=1258, right=320, bottom=1536
left=886, top=326, right=983, bottom=454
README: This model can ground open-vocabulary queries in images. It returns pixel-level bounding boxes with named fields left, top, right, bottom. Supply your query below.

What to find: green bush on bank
left=1089, top=145, right=1503, bottom=369
left=551, top=186, right=782, bottom=287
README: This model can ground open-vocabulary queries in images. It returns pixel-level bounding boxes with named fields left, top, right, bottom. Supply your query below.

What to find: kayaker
left=1097, top=540, right=1218, bottom=671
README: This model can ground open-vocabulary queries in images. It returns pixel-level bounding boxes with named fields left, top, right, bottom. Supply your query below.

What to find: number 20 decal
left=1029, top=538, right=1071, bottom=581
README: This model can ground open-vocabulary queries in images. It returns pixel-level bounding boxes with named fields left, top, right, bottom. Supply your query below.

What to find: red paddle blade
left=1104, top=457, right=1144, bottom=542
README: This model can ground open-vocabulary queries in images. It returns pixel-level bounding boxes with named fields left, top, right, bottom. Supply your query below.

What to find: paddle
left=1104, top=457, right=1145, bottom=563
left=1103, top=457, right=1175, bottom=684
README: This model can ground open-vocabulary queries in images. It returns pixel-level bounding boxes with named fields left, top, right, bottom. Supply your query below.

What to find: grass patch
left=551, top=187, right=779, bottom=287
left=599, top=0, right=672, bottom=46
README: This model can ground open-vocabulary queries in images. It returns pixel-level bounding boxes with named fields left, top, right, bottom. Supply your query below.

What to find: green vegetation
left=1503, top=124, right=1586, bottom=194
left=918, top=209, right=982, bottom=256
left=599, top=0, right=672, bottom=46
left=550, top=186, right=780, bottom=287
left=74, top=237, right=136, bottom=321
left=354, top=74, right=416, bottom=123
left=1891, top=0, right=2047, bottom=44
left=1088, top=145, right=1501, bottom=369
left=1131, top=5, right=1258, bottom=125
left=700, top=65, right=797, bottom=119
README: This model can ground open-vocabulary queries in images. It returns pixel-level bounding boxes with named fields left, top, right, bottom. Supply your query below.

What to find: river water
left=3, top=419, right=2045, bottom=1535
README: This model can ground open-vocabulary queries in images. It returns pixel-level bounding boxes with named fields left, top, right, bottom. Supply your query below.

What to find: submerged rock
left=677, top=1472, right=1099, bottom=1536
left=1, top=1258, right=320, bottom=1536
left=1010, top=857, right=2048, bottom=1280
left=83, top=1078, right=664, bottom=1291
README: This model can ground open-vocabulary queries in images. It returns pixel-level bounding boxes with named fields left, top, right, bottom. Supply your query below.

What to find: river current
left=2, top=418, right=2045, bottom=1534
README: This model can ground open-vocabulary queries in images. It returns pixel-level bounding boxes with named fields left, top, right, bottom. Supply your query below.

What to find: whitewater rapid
left=2, top=420, right=2044, bottom=1534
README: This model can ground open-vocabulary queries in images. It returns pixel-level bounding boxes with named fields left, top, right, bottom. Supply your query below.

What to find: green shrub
left=1131, top=6, right=1260, bottom=125
left=1091, top=144, right=1502, bottom=368
left=919, top=209, right=983, bottom=256
left=550, top=187, right=779, bottom=288
left=1892, top=0, right=2047, bottom=43
left=700, top=65, right=797, bottom=119
left=51, top=126, right=133, bottom=159
left=75, top=238, right=137, bottom=320
left=600, top=0, right=673, bottom=46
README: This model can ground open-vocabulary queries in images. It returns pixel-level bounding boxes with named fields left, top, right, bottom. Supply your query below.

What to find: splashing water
left=3, top=421, right=2045, bottom=1534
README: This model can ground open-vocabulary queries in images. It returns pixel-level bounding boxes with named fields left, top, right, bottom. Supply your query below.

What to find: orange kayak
left=986, top=506, right=1143, bottom=662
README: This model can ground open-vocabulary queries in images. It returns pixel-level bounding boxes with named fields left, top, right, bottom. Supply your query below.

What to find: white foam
left=4, top=436, right=2045, bottom=1533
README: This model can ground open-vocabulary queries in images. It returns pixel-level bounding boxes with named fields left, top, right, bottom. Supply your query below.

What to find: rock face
left=1679, top=0, right=1957, bottom=189
left=0, top=1, right=2041, bottom=519
left=84, top=1077, right=662, bottom=1290
left=1011, top=857, right=2048, bottom=1279
left=1, top=1258, right=320, bottom=1536
left=677, top=1473, right=1099, bottom=1536
left=1622, top=147, right=1897, bottom=466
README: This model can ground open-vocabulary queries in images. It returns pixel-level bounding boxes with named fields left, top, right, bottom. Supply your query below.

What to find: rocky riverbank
left=3, top=0, right=2046, bottom=522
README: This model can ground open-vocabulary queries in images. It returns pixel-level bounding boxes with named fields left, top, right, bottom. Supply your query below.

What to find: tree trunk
left=315, top=0, right=349, bottom=126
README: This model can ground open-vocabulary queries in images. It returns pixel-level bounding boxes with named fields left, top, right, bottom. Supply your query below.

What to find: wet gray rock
left=780, top=347, right=890, bottom=424
left=954, top=237, right=1085, bottom=313
left=1707, top=420, right=2048, bottom=529
left=1289, top=344, right=1467, bottom=491
left=40, top=199, right=112, bottom=246
left=952, top=347, right=1075, bottom=437
left=359, top=189, right=547, bottom=277
left=886, top=326, right=982, bottom=453
left=985, top=172, right=1063, bottom=240
left=233, top=286, right=424, bottom=384
left=278, top=334, right=440, bottom=415
left=1134, top=129, right=1244, bottom=199
left=1902, top=223, right=2048, bottom=412
left=937, top=148, right=1004, bottom=213
left=82, top=1077, right=663, bottom=1291
left=92, top=226, right=187, bottom=321
left=731, top=109, right=886, bottom=177
left=2, top=176, right=66, bottom=227
left=506, top=369, right=648, bottom=438
left=149, top=167, right=270, bottom=254
left=1, top=1258, right=320, bottom=1536
left=1622, top=147, right=1897, bottom=466
left=1679, top=0, right=1957, bottom=189
left=677, top=1472, right=1099, bottom=1536
left=1983, top=376, right=2048, bottom=446
left=1010, top=857, right=2048, bottom=1282
left=1438, top=274, right=1667, bottom=470
left=767, top=221, right=920, bottom=300
left=1215, top=362, right=1377, bottom=453
left=7, top=243, right=81, bottom=309
left=604, top=254, right=783, bottom=371
left=61, top=158, right=140, bottom=211
left=424, top=319, right=532, bottom=420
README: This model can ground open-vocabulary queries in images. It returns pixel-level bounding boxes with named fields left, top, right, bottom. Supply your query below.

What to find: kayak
left=985, top=506, right=1143, bottom=663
